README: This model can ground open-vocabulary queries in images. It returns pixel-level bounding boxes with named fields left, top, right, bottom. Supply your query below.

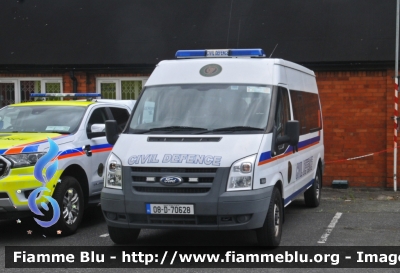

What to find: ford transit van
left=102, top=49, right=324, bottom=246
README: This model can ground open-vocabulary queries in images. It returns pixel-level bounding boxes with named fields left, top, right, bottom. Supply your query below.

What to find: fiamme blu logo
left=27, top=138, right=60, bottom=228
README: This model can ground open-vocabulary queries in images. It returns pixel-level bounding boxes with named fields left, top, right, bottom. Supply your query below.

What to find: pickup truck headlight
left=227, top=154, right=256, bottom=191
left=3, top=153, right=45, bottom=168
left=105, top=153, right=122, bottom=189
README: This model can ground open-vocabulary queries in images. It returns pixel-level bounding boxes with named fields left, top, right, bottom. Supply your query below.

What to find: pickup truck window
left=86, top=107, right=108, bottom=134
left=0, top=106, right=85, bottom=134
left=109, top=107, right=130, bottom=132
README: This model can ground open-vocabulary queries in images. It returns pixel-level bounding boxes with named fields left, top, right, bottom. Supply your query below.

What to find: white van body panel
left=113, top=134, right=264, bottom=168
left=145, top=58, right=315, bottom=87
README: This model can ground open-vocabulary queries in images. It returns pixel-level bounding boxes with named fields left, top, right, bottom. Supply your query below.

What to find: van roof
left=271, top=59, right=315, bottom=76
left=146, top=58, right=315, bottom=87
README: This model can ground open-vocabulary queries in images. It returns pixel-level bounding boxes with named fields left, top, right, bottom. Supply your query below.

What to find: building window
left=96, top=78, right=147, bottom=100
left=0, top=78, right=63, bottom=106
left=0, top=82, right=16, bottom=107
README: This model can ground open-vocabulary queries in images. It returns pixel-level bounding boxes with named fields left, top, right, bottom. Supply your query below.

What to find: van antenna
left=269, top=44, right=278, bottom=58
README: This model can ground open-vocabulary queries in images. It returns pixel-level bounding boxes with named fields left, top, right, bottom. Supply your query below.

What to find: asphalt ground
left=1, top=187, right=400, bottom=272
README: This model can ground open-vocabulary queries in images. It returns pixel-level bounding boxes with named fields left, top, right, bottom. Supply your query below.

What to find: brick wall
left=1, top=70, right=398, bottom=188
left=316, top=70, right=393, bottom=188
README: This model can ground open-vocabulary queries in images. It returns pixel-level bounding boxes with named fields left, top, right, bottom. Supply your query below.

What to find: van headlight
left=104, top=153, right=122, bottom=189
left=227, top=154, right=256, bottom=191
left=3, top=153, right=45, bottom=168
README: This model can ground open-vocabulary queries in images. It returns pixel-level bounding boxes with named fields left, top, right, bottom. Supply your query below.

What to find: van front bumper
left=101, top=185, right=273, bottom=231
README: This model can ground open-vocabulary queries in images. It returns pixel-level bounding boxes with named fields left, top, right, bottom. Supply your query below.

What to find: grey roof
left=0, top=0, right=397, bottom=69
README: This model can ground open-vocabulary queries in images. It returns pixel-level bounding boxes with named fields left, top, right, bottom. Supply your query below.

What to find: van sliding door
left=273, top=87, right=296, bottom=201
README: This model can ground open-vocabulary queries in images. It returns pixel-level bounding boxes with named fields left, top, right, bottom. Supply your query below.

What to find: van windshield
left=129, top=84, right=272, bottom=134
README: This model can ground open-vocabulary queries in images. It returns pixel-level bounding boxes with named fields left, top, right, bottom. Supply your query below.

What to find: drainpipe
left=394, top=0, right=399, bottom=192
left=70, top=71, right=77, bottom=93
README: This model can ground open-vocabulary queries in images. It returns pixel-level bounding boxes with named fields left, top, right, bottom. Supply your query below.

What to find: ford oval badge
left=160, top=176, right=183, bottom=186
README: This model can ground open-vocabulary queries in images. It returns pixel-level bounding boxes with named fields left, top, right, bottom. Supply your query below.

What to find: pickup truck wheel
left=304, top=167, right=322, bottom=207
left=51, top=176, right=84, bottom=235
left=256, top=187, right=282, bottom=247
left=108, top=226, right=141, bottom=244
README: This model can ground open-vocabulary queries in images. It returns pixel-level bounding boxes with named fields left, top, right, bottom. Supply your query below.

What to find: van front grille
left=132, top=176, right=214, bottom=183
left=130, top=167, right=219, bottom=195
left=133, top=187, right=210, bottom=194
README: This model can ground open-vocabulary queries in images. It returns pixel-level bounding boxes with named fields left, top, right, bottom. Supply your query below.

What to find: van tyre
left=50, top=176, right=84, bottom=235
left=304, top=167, right=322, bottom=207
left=256, top=187, right=282, bottom=247
left=108, top=226, right=141, bottom=244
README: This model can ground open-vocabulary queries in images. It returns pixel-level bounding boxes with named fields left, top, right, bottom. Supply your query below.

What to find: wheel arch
left=313, top=155, right=323, bottom=188
left=61, top=164, right=89, bottom=205
left=273, top=176, right=284, bottom=223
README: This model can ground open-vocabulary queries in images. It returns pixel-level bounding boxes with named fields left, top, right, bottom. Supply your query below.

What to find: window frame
left=0, top=77, right=63, bottom=104
left=96, top=77, right=148, bottom=100
left=289, top=89, right=321, bottom=135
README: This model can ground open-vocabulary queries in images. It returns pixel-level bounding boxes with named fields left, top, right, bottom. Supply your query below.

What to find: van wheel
left=50, top=176, right=84, bottom=235
left=304, top=167, right=322, bottom=207
left=256, top=187, right=282, bottom=247
left=108, top=226, right=141, bottom=244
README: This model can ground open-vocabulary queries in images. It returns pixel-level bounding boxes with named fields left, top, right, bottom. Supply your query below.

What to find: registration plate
left=146, top=204, right=194, bottom=215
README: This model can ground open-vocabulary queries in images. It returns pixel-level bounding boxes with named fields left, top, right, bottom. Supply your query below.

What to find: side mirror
left=87, top=123, right=106, bottom=139
left=91, top=123, right=106, bottom=133
left=276, top=120, right=300, bottom=147
left=285, top=120, right=300, bottom=146
left=105, top=120, right=119, bottom=145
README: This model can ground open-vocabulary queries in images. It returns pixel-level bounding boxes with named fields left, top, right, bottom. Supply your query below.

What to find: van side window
left=275, top=87, right=291, bottom=137
left=290, top=91, right=307, bottom=135
left=302, top=92, right=322, bottom=132
left=289, top=90, right=321, bottom=135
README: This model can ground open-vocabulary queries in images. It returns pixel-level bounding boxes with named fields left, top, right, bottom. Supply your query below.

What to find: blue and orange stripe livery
left=258, top=135, right=320, bottom=166
left=57, top=144, right=113, bottom=160
left=0, top=136, right=112, bottom=160
left=0, top=135, right=70, bottom=155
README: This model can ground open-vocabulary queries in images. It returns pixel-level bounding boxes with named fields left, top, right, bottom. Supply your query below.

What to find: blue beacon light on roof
left=175, top=49, right=265, bottom=58
left=30, top=93, right=101, bottom=98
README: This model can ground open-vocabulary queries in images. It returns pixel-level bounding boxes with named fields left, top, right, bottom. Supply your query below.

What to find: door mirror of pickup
left=87, top=123, right=106, bottom=139
left=276, top=120, right=300, bottom=147
left=105, top=120, right=119, bottom=145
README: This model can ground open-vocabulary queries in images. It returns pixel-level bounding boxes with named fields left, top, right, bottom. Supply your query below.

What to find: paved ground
left=1, top=187, right=400, bottom=272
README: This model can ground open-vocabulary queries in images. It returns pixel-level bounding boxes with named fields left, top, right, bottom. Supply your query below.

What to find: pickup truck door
left=83, top=106, right=111, bottom=195
left=84, top=105, right=131, bottom=196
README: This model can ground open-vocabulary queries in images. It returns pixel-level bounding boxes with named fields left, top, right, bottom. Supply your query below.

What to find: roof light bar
left=175, top=50, right=207, bottom=58
left=30, top=93, right=101, bottom=98
left=175, top=48, right=265, bottom=58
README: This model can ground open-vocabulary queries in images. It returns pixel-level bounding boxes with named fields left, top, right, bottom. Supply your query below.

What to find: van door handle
left=82, top=145, right=92, bottom=157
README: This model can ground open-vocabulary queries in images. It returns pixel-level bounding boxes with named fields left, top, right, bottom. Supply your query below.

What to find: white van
left=101, top=49, right=324, bottom=247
